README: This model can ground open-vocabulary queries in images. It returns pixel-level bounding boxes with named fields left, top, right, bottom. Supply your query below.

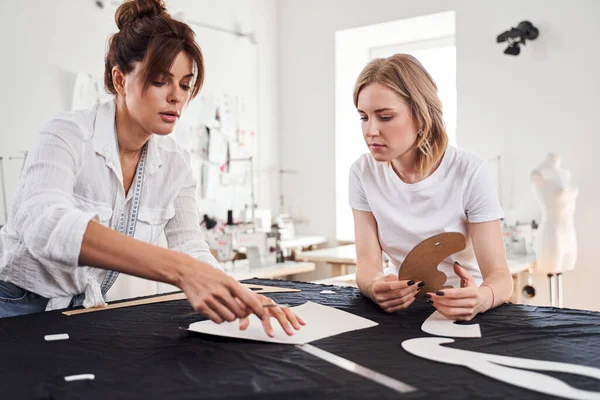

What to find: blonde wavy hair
left=353, top=54, right=448, bottom=175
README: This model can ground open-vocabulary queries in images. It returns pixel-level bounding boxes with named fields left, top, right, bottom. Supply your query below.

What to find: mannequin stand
left=547, top=273, right=564, bottom=308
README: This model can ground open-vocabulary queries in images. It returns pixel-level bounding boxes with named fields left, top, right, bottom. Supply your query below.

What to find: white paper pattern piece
left=44, top=333, right=69, bottom=341
left=421, top=311, right=481, bottom=338
left=187, top=301, right=378, bottom=344
left=402, top=338, right=600, bottom=400
left=64, top=374, right=95, bottom=382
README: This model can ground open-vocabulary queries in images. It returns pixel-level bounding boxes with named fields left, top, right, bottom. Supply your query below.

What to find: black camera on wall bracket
left=496, top=21, right=539, bottom=56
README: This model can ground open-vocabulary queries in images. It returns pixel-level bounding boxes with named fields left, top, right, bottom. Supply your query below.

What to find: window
left=370, top=37, right=456, bottom=148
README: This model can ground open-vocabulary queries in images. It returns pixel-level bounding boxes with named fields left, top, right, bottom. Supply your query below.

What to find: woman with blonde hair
left=350, top=54, right=512, bottom=321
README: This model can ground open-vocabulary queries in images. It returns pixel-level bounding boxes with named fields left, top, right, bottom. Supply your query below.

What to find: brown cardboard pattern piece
left=398, top=232, right=466, bottom=298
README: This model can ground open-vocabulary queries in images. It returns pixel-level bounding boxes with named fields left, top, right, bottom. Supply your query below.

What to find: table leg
left=548, top=273, right=556, bottom=307
left=330, top=263, right=347, bottom=277
left=557, top=273, right=563, bottom=308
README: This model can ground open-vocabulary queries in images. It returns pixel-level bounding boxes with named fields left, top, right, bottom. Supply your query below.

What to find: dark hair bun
left=115, top=0, right=167, bottom=30
left=105, top=0, right=204, bottom=99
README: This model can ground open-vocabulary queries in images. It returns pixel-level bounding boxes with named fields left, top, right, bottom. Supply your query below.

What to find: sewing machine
left=234, top=231, right=278, bottom=266
left=207, top=228, right=278, bottom=267
left=502, top=219, right=537, bottom=256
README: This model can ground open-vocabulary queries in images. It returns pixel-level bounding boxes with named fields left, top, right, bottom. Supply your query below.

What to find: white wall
left=278, top=0, right=600, bottom=310
left=0, top=0, right=111, bottom=224
left=169, top=0, right=281, bottom=215
left=0, top=0, right=280, bottom=224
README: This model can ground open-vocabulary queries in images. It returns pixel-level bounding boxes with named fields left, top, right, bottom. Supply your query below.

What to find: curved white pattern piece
left=402, top=337, right=600, bottom=400
left=421, top=311, right=481, bottom=338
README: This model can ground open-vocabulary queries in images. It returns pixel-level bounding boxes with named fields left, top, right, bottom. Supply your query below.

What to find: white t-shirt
left=349, top=146, right=503, bottom=288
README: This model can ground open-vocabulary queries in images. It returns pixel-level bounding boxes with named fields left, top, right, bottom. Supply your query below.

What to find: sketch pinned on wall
left=197, top=94, right=218, bottom=127
left=196, top=162, right=220, bottom=201
left=238, top=128, right=256, bottom=157
left=71, top=73, right=112, bottom=111
left=220, top=141, right=231, bottom=173
left=207, top=129, right=229, bottom=165
left=199, top=164, right=209, bottom=199
left=217, top=93, right=238, bottom=140
left=236, top=96, right=256, bottom=157
left=185, top=125, right=210, bottom=161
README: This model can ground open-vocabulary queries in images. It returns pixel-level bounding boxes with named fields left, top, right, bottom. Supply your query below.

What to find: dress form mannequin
left=530, top=153, right=578, bottom=307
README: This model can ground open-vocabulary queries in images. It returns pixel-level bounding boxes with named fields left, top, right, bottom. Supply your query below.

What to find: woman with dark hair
left=0, top=0, right=304, bottom=337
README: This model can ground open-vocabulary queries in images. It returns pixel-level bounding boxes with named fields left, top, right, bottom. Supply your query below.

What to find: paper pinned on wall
left=187, top=301, right=378, bottom=344
left=199, top=164, right=209, bottom=199
left=207, top=130, right=229, bottom=165
left=194, top=93, right=218, bottom=128
left=71, top=73, right=112, bottom=111
left=201, top=164, right=220, bottom=201
left=218, top=93, right=238, bottom=139
left=71, top=73, right=101, bottom=110
left=185, top=125, right=210, bottom=161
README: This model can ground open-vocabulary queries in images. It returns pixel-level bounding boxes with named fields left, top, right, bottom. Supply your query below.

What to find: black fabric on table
left=1, top=278, right=599, bottom=400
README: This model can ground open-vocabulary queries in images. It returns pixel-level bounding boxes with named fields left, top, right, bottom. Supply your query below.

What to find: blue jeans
left=0, top=280, right=49, bottom=318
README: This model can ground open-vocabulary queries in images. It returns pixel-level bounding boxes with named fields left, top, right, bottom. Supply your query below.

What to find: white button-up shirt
left=0, top=100, right=218, bottom=309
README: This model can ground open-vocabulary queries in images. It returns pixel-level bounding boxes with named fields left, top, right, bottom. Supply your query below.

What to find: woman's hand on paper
left=238, top=294, right=306, bottom=338
left=178, top=259, right=305, bottom=337
left=368, top=274, right=423, bottom=313
left=178, top=259, right=268, bottom=324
